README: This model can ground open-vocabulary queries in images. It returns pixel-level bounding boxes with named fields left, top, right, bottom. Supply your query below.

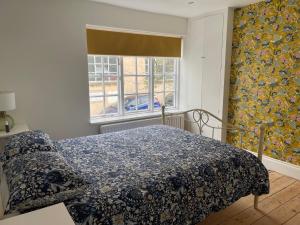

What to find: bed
left=1, top=108, right=269, bottom=225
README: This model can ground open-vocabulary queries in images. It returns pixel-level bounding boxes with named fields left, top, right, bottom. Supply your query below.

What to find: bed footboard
left=161, top=105, right=266, bottom=209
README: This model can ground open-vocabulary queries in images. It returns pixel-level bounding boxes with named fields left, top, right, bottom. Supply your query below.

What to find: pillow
left=3, top=152, right=88, bottom=215
left=1, top=130, right=56, bottom=163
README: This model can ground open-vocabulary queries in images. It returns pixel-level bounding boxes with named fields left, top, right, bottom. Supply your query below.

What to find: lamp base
left=0, top=112, right=14, bottom=131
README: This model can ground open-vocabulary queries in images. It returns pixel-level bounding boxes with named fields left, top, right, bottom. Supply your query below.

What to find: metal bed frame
left=161, top=105, right=266, bottom=209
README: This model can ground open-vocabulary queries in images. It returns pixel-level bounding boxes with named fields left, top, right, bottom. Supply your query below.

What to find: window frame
left=121, top=57, right=151, bottom=115
left=88, top=55, right=180, bottom=119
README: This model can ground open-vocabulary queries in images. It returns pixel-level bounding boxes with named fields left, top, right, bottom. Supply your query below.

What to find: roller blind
left=86, top=29, right=182, bottom=57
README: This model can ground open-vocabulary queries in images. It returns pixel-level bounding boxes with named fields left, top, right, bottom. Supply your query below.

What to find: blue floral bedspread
left=56, top=125, right=269, bottom=225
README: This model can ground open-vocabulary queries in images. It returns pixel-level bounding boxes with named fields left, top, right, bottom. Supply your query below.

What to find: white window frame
left=88, top=55, right=180, bottom=119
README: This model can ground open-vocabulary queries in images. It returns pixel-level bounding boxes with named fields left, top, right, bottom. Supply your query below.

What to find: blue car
left=104, top=96, right=161, bottom=114
left=124, top=95, right=161, bottom=111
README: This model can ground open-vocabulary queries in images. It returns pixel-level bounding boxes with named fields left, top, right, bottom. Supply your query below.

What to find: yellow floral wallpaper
left=227, top=0, right=300, bottom=165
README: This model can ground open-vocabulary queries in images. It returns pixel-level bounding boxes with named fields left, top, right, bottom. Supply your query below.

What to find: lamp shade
left=0, top=91, right=16, bottom=111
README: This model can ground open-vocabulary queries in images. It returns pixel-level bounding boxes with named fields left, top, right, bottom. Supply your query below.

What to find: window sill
left=90, top=109, right=183, bottom=125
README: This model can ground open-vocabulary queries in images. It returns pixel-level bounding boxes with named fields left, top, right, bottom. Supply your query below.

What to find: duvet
left=51, top=125, right=269, bottom=225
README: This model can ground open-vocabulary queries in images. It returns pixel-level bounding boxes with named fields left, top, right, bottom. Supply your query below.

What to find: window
left=88, top=55, right=179, bottom=118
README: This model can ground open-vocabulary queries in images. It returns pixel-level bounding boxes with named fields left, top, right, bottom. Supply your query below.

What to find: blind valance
left=86, top=29, right=182, bottom=57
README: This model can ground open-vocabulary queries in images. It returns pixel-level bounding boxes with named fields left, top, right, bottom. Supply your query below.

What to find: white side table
left=0, top=203, right=75, bottom=225
left=0, top=124, right=29, bottom=153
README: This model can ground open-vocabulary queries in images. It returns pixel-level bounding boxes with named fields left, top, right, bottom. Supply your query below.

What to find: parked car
left=104, top=95, right=161, bottom=114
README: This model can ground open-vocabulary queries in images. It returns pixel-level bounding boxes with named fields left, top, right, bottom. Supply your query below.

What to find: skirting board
left=247, top=150, right=300, bottom=180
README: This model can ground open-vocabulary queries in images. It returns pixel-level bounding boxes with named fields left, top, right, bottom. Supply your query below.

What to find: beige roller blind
left=86, top=29, right=182, bottom=57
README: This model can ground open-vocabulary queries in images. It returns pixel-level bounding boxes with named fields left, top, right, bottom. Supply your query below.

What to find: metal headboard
left=161, top=105, right=266, bottom=209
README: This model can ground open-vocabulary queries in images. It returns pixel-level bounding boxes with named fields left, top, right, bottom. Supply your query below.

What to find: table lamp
left=0, top=91, right=16, bottom=131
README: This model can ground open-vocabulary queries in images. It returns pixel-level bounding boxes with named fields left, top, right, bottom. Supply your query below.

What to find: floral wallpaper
left=227, top=0, right=300, bottom=165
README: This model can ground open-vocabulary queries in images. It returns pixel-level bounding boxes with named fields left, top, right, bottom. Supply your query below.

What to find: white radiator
left=100, top=114, right=184, bottom=134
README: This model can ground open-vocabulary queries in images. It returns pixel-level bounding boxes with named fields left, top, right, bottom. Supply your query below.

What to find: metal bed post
left=254, top=124, right=265, bottom=209
left=161, top=106, right=266, bottom=209
left=161, top=105, right=166, bottom=125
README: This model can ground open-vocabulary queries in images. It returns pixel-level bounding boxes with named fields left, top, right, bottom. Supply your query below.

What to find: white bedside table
left=0, top=203, right=75, bottom=225
left=0, top=124, right=29, bottom=153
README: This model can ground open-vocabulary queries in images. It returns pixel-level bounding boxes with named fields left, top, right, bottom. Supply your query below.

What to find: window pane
left=154, top=93, right=164, bottom=110
left=124, top=76, right=136, bottom=94
left=165, top=92, right=175, bottom=107
left=137, top=95, right=149, bottom=111
left=109, top=57, right=117, bottom=64
left=104, top=75, right=118, bottom=81
left=90, top=96, right=104, bottom=117
left=109, top=65, right=118, bottom=74
left=154, top=75, right=164, bottom=92
left=89, top=85, right=104, bottom=97
left=95, top=64, right=102, bottom=73
left=105, top=73, right=118, bottom=77
left=137, top=57, right=149, bottom=75
left=96, top=74, right=103, bottom=83
left=104, top=77, right=118, bottom=95
left=88, top=64, right=95, bottom=73
left=123, top=57, right=136, bottom=75
left=104, top=64, right=109, bottom=73
left=104, top=96, right=118, bottom=114
left=165, top=75, right=175, bottom=91
left=88, top=73, right=95, bottom=82
left=88, top=55, right=94, bottom=64
left=95, top=56, right=102, bottom=63
left=103, top=57, right=108, bottom=63
left=165, top=58, right=175, bottom=74
left=89, top=73, right=103, bottom=83
left=137, top=76, right=149, bottom=94
left=153, top=58, right=163, bottom=75
left=124, top=95, right=137, bottom=112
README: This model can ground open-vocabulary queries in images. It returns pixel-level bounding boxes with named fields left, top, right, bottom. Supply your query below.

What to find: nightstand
left=0, top=203, right=75, bottom=225
left=0, top=124, right=29, bottom=153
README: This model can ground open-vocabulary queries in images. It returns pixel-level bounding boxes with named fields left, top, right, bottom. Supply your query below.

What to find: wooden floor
left=198, top=171, right=300, bottom=225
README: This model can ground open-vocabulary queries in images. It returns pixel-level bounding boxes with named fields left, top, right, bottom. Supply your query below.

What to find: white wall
left=0, top=0, right=187, bottom=139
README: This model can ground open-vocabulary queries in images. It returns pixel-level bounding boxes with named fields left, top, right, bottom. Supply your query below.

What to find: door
left=201, top=14, right=224, bottom=140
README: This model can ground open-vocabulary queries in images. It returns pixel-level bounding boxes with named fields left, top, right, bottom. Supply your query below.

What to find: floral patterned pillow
left=3, top=152, right=88, bottom=215
left=2, top=130, right=56, bottom=163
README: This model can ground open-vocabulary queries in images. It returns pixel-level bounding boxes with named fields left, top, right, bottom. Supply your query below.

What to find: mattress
left=54, top=125, right=269, bottom=225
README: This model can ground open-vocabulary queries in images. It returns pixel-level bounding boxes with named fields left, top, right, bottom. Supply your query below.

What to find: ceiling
left=91, top=0, right=262, bottom=18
